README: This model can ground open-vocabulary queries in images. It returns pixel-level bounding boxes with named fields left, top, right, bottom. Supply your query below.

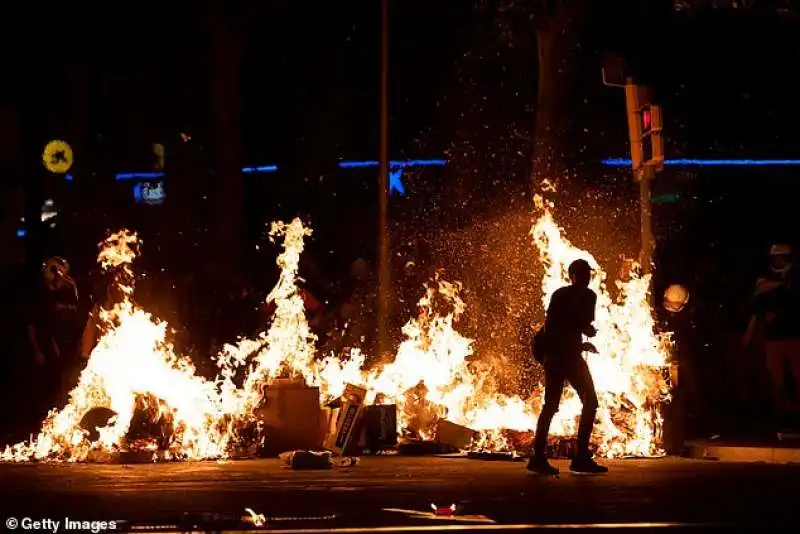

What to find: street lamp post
left=377, top=0, right=391, bottom=359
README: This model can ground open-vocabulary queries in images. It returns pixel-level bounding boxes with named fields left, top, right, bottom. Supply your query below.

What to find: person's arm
left=743, top=315, right=758, bottom=348
left=80, top=305, right=100, bottom=359
left=27, top=324, right=40, bottom=353
left=582, top=292, right=598, bottom=337
left=743, top=290, right=769, bottom=347
left=27, top=324, right=46, bottom=364
left=544, top=290, right=563, bottom=331
left=25, top=289, right=46, bottom=363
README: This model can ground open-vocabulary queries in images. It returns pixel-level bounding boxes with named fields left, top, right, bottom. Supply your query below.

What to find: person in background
left=527, top=259, right=607, bottom=475
left=26, top=257, right=81, bottom=416
left=80, top=272, right=126, bottom=359
left=339, top=258, right=377, bottom=358
left=744, top=244, right=800, bottom=429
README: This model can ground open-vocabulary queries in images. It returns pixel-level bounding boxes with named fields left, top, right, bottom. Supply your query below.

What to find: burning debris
left=530, top=189, right=671, bottom=456
left=2, top=195, right=671, bottom=462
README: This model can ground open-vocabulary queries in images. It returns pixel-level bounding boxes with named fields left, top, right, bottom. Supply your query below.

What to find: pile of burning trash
left=0, top=194, right=671, bottom=464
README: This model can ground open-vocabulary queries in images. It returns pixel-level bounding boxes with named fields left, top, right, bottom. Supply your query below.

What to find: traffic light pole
left=604, top=71, right=663, bottom=301
left=639, top=165, right=656, bottom=277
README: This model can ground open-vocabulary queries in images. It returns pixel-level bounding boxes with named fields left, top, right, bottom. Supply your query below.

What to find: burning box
left=324, top=384, right=368, bottom=455
left=256, top=379, right=324, bottom=455
left=359, top=404, right=398, bottom=452
left=436, top=420, right=478, bottom=450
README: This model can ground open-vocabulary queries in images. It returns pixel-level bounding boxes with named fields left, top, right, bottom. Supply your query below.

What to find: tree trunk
left=531, top=1, right=591, bottom=190
left=207, top=3, right=244, bottom=281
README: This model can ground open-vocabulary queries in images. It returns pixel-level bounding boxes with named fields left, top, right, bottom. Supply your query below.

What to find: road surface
left=0, top=456, right=796, bottom=531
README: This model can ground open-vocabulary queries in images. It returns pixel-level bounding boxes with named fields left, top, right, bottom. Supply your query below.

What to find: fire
left=356, top=187, right=670, bottom=457
left=1, top=231, right=236, bottom=462
left=529, top=190, right=671, bottom=456
left=219, top=219, right=366, bottom=417
left=2, top=198, right=670, bottom=462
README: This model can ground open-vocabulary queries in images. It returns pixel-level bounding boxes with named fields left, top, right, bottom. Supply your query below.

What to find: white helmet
left=663, top=284, right=689, bottom=313
left=769, top=244, right=792, bottom=275
left=770, top=244, right=792, bottom=256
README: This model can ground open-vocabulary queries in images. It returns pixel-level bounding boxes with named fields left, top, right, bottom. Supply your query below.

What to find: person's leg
left=728, top=332, right=751, bottom=413
left=785, top=340, right=800, bottom=415
left=564, top=358, right=607, bottom=473
left=533, top=365, right=565, bottom=458
left=528, top=365, right=565, bottom=474
left=765, top=341, right=788, bottom=423
left=565, top=358, right=599, bottom=459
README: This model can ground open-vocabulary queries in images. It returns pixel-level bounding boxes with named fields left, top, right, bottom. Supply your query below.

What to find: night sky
left=1, top=2, right=800, bottom=343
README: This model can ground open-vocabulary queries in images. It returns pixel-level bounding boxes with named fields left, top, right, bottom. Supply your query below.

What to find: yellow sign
left=42, top=140, right=73, bottom=173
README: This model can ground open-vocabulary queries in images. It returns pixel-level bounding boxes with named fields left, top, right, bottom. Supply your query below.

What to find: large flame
left=529, top=189, right=671, bottom=456
left=2, top=198, right=671, bottom=462
left=2, top=231, right=236, bottom=461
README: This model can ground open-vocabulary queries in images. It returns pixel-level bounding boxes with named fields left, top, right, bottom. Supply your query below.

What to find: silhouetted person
left=26, top=257, right=81, bottom=420
left=744, top=244, right=800, bottom=429
left=528, top=259, right=607, bottom=475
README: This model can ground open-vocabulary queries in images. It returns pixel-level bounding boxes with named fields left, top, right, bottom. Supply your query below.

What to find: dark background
left=0, top=2, right=799, bottom=433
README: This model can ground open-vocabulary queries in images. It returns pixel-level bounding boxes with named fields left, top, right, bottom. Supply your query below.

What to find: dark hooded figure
left=528, top=259, right=608, bottom=475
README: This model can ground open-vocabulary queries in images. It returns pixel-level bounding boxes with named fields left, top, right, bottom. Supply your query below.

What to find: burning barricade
left=2, top=190, right=672, bottom=463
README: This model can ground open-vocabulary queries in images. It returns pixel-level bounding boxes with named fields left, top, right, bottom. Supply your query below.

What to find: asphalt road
left=0, top=456, right=796, bottom=532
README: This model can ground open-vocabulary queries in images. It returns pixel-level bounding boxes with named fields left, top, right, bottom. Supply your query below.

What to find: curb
left=685, top=442, right=800, bottom=464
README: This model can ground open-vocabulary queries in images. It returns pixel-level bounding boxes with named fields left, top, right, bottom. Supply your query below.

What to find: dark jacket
left=544, top=285, right=597, bottom=360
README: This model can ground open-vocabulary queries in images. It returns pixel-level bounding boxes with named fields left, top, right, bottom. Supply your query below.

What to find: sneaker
left=569, top=457, right=608, bottom=475
left=526, top=456, right=559, bottom=475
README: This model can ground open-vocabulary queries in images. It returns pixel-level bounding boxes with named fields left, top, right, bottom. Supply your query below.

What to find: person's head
left=42, top=257, right=71, bottom=289
left=769, top=244, right=792, bottom=276
left=568, top=259, right=593, bottom=288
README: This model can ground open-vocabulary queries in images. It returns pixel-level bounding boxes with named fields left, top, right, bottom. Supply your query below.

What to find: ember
left=2, top=193, right=672, bottom=462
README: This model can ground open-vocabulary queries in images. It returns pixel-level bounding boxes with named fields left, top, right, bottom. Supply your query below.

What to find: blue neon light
left=603, top=158, right=800, bottom=167
left=338, top=159, right=447, bottom=169
left=114, top=159, right=448, bottom=181
left=16, top=228, right=26, bottom=238
left=116, top=172, right=166, bottom=181
left=65, top=173, right=73, bottom=182
left=132, top=182, right=144, bottom=202
left=242, top=165, right=278, bottom=173
left=116, top=166, right=279, bottom=181
left=389, top=168, right=405, bottom=196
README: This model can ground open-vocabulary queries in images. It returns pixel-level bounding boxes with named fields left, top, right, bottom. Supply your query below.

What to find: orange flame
left=2, top=201, right=671, bottom=462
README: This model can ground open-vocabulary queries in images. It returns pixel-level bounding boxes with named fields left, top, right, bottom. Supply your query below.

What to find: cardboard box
left=256, top=381, right=323, bottom=455
left=324, top=384, right=367, bottom=455
left=361, top=404, right=398, bottom=451
left=436, top=420, right=478, bottom=450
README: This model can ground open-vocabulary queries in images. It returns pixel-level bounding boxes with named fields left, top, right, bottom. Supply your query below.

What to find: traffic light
left=640, top=103, right=664, bottom=170
left=624, top=83, right=664, bottom=178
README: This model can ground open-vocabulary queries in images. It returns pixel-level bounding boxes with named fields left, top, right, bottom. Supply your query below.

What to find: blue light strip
left=115, top=166, right=279, bottom=181
left=114, top=159, right=448, bottom=181
left=603, top=158, right=800, bottom=167
left=116, top=172, right=166, bottom=181
left=338, top=159, right=447, bottom=169
left=242, top=165, right=278, bottom=173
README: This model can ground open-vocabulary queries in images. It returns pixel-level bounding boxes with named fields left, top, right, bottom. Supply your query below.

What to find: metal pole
left=623, top=77, right=656, bottom=303
left=378, top=0, right=391, bottom=358
left=639, top=165, right=655, bottom=276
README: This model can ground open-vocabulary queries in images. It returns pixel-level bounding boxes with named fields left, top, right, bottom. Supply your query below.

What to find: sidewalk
left=684, top=433, right=800, bottom=464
